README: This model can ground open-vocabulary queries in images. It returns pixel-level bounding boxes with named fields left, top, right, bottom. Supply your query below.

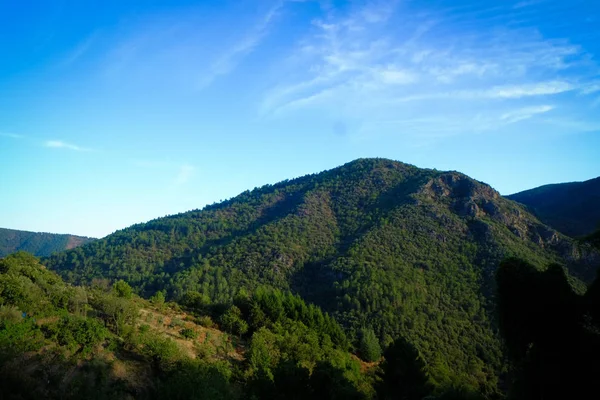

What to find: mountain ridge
left=507, top=176, right=600, bottom=238
left=0, top=227, right=95, bottom=258
left=44, top=158, right=600, bottom=392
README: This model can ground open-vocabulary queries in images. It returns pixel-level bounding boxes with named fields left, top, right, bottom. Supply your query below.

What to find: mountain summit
left=45, top=158, right=599, bottom=391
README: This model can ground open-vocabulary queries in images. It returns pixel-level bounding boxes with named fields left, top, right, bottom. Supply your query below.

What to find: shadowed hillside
left=0, top=227, right=94, bottom=257
left=507, top=176, right=600, bottom=238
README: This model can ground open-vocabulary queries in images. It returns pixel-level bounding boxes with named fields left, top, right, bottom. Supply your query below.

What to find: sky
left=1, top=0, right=599, bottom=238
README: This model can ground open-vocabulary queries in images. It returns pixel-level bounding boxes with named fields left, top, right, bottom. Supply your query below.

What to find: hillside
left=507, top=176, right=600, bottom=238
left=0, top=227, right=94, bottom=258
left=0, top=252, right=376, bottom=399
left=44, top=158, right=600, bottom=395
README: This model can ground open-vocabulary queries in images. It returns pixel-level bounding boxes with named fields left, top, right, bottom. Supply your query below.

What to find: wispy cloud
left=101, top=1, right=284, bottom=91
left=581, top=82, right=600, bottom=95
left=513, top=0, right=543, bottom=9
left=0, top=132, right=23, bottom=139
left=260, top=0, right=599, bottom=140
left=501, top=105, right=554, bottom=124
left=59, top=32, right=98, bottom=67
left=199, top=1, right=284, bottom=88
left=174, top=164, right=195, bottom=185
left=45, top=140, right=91, bottom=152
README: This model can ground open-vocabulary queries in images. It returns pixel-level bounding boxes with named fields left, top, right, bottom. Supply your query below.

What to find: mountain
left=44, top=158, right=600, bottom=394
left=507, top=176, right=600, bottom=238
left=0, top=227, right=94, bottom=257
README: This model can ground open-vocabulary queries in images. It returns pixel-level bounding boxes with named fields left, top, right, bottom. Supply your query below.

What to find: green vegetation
left=507, top=176, right=600, bottom=237
left=0, top=252, right=368, bottom=399
left=43, top=158, right=598, bottom=396
left=2, top=251, right=512, bottom=399
left=358, top=328, right=382, bottom=362
left=0, top=227, right=93, bottom=257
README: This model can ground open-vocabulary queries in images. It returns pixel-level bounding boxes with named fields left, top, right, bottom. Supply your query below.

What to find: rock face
left=418, top=171, right=599, bottom=280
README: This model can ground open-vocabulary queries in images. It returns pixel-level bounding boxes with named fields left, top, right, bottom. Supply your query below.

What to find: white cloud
left=487, top=81, right=574, bottom=99
left=174, top=164, right=195, bottom=185
left=258, top=0, right=598, bottom=139
left=45, top=140, right=91, bottom=152
left=376, top=67, right=418, bottom=85
left=500, top=105, right=554, bottom=124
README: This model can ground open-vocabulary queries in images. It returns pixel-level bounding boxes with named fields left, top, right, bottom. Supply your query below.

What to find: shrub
left=45, top=315, right=108, bottom=355
left=180, top=328, right=197, bottom=340
left=197, top=315, right=215, bottom=328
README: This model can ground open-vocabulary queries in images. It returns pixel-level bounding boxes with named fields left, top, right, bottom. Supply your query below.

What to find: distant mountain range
left=507, top=176, right=600, bottom=238
left=0, top=227, right=94, bottom=257
left=45, top=158, right=600, bottom=392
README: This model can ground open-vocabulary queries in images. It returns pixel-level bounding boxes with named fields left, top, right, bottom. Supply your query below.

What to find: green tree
left=220, top=305, right=248, bottom=337
left=358, top=327, right=381, bottom=362
left=151, top=290, right=166, bottom=307
left=112, top=280, right=133, bottom=299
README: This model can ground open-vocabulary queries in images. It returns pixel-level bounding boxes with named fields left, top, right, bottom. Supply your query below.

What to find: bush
left=45, top=315, right=108, bottom=355
left=170, top=318, right=185, bottom=328
left=0, top=305, right=23, bottom=323
left=138, top=331, right=183, bottom=371
left=197, top=315, right=215, bottom=328
left=180, top=328, right=197, bottom=340
left=0, top=319, right=45, bottom=355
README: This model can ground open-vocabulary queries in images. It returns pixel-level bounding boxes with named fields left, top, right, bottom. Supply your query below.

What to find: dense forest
left=42, top=159, right=600, bottom=395
left=0, top=251, right=474, bottom=399
left=3, top=236, right=600, bottom=399
left=0, top=227, right=94, bottom=258
left=507, top=176, right=600, bottom=237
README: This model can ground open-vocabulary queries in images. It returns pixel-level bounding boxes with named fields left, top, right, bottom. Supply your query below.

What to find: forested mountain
left=0, top=227, right=94, bottom=257
left=44, top=158, right=600, bottom=396
left=507, top=176, right=600, bottom=238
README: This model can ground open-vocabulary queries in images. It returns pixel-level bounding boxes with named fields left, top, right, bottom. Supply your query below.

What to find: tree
left=90, top=292, right=139, bottom=336
left=358, top=327, right=381, bottom=362
left=220, top=305, right=248, bottom=337
left=151, top=290, right=166, bottom=307
left=112, top=280, right=133, bottom=299
left=378, top=337, right=431, bottom=400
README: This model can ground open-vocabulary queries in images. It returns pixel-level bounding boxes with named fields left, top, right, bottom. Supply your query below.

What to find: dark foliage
left=496, top=256, right=600, bottom=399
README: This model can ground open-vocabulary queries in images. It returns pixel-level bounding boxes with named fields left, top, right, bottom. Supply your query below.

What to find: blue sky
left=1, top=0, right=599, bottom=238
